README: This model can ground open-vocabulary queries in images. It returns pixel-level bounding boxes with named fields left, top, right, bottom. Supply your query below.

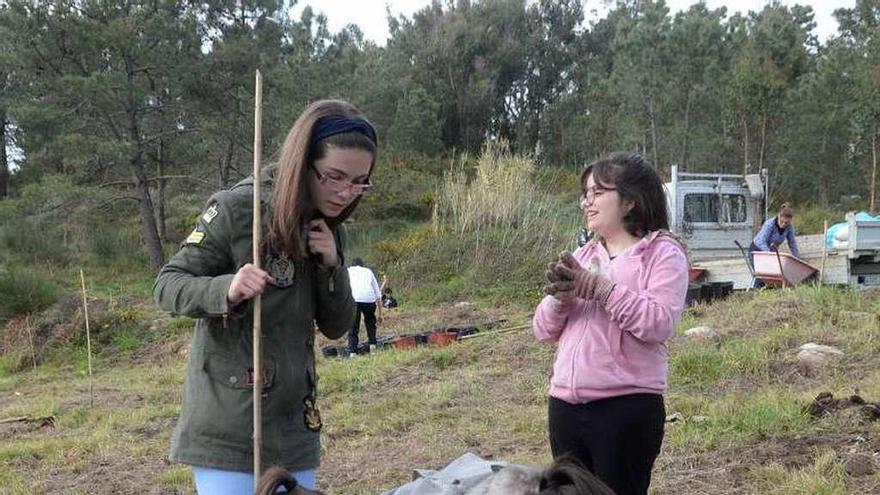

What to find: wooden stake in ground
left=252, top=69, right=264, bottom=484
left=78, top=269, right=94, bottom=407
left=24, top=315, right=36, bottom=371
left=820, top=219, right=828, bottom=285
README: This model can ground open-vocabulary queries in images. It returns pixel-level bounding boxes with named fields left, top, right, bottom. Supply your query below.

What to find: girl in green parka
left=154, top=99, right=377, bottom=494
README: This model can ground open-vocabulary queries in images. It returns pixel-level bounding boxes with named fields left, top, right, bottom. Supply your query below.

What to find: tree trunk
left=0, top=111, right=8, bottom=199
left=134, top=157, right=164, bottom=268
left=742, top=114, right=750, bottom=176
left=818, top=135, right=828, bottom=205
left=758, top=112, right=767, bottom=172
left=681, top=90, right=692, bottom=171
left=220, top=138, right=234, bottom=188
left=156, top=139, right=167, bottom=243
left=219, top=89, right=244, bottom=188
left=126, top=55, right=164, bottom=268
left=872, top=132, right=878, bottom=214
left=559, top=120, right=566, bottom=166
left=649, top=97, right=659, bottom=168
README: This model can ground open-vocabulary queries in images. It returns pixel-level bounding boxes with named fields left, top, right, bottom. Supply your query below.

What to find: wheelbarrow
left=735, top=240, right=818, bottom=288
left=734, top=240, right=757, bottom=290
left=752, top=251, right=818, bottom=287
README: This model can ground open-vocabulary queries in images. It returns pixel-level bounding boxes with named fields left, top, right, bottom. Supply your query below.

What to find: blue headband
left=312, top=116, right=377, bottom=146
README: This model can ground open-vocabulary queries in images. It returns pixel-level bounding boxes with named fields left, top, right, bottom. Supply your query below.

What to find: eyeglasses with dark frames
left=311, top=165, right=373, bottom=196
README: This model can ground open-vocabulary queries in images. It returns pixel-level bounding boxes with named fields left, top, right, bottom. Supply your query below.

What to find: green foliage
left=0, top=175, right=89, bottom=265
left=0, top=267, right=60, bottom=319
left=86, top=221, right=150, bottom=268
left=388, top=86, right=443, bottom=155
left=357, top=151, right=443, bottom=223
left=166, top=316, right=197, bottom=333
left=113, top=329, right=142, bottom=356
left=3, top=0, right=880, bottom=250
left=794, top=204, right=848, bottom=235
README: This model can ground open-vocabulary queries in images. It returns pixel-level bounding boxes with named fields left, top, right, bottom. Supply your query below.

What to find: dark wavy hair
left=581, top=152, right=669, bottom=238
left=539, top=456, right=616, bottom=494
left=483, top=455, right=616, bottom=494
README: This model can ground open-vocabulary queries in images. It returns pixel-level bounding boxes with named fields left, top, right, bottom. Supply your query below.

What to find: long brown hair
left=269, top=100, right=377, bottom=259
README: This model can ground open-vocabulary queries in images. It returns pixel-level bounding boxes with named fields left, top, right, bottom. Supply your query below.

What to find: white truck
left=667, top=165, right=880, bottom=289
left=832, top=212, right=880, bottom=286
left=665, top=165, right=768, bottom=262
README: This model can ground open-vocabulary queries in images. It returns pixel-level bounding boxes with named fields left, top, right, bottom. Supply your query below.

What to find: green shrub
left=0, top=267, right=61, bottom=319
left=86, top=221, right=149, bottom=267
left=0, top=174, right=133, bottom=265
left=0, top=216, right=72, bottom=265
left=358, top=151, right=442, bottom=222
left=793, top=204, right=847, bottom=235
left=114, top=328, right=142, bottom=355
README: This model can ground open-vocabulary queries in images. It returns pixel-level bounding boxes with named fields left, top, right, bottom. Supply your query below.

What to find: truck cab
left=665, top=166, right=768, bottom=261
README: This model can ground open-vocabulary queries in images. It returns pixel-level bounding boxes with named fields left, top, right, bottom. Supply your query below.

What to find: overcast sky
left=292, top=0, right=853, bottom=45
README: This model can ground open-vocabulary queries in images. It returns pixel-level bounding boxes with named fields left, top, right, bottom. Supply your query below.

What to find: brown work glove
left=548, top=251, right=616, bottom=304
left=544, top=260, right=575, bottom=309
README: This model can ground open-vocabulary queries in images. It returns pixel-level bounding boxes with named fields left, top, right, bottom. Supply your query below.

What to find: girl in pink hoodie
left=534, top=153, right=689, bottom=495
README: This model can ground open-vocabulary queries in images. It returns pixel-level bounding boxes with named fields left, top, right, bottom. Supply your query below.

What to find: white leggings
left=193, top=466, right=317, bottom=494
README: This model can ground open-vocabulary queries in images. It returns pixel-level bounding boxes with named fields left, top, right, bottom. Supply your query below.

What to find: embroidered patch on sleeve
left=201, top=204, right=219, bottom=224
left=185, top=229, right=206, bottom=245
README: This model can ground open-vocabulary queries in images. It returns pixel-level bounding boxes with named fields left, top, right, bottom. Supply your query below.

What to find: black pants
left=347, top=302, right=377, bottom=353
left=548, top=394, right=665, bottom=495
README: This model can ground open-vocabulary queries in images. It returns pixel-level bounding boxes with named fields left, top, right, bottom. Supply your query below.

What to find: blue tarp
left=826, top=212, right=880, bottom=248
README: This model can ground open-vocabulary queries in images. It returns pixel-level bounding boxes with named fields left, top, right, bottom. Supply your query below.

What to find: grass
left=666, top=388, right=815, bottom=451
left=157, top=466, right=194, bottom=490
left=750, top=450, right=849, bottom=495
left=0, top=356, right=185, bottom=494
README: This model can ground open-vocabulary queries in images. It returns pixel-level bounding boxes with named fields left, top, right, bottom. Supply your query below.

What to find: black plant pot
left=686, top=283, right=702, bottom=306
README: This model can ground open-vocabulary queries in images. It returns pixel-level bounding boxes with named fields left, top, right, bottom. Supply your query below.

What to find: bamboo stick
left=252, top=69, right=264, bottom=484
left=820, top=220, right=828, bottom=285
left=79, top=269, right=93, bottom=407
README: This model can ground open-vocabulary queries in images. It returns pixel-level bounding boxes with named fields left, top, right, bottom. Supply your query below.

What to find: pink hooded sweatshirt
left=533, top=232, right=689, bottom=404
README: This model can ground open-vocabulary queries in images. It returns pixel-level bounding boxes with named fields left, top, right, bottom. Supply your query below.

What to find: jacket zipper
left=570, top=309, right=590, bottom=400
left=569, top=247, right=604, bottom=399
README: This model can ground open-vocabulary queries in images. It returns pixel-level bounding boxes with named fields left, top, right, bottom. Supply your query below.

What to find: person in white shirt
left=347, top=258, right=382, bottom=356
